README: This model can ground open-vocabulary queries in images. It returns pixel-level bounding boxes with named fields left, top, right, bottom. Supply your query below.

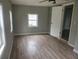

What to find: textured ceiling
left=11, top=0, right=72, bottom=7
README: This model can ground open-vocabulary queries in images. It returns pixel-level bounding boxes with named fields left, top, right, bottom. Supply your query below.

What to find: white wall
left=68, top=0, right=78, bottom=53
left=73, top=0, right=78, bottom=53
left=74, top=34, right=78, bottom=53
left=0, top=0, right=13, bottom=59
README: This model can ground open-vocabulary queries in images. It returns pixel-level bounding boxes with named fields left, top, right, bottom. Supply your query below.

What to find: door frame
left=60, top=2, right=74, bottom=41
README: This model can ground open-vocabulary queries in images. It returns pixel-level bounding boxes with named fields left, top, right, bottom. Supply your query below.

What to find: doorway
left=61, top=5, right=73, bottom=41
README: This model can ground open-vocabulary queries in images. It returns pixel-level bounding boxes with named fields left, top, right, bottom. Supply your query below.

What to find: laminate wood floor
left=10, top=35, right=77, bottom=59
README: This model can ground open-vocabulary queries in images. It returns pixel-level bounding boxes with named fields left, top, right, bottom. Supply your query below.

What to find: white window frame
left=9, top=10, right=13, bottom=32
left=0, top=4, right=5, bottom=56
left=28, top=14, right=38, bottom=27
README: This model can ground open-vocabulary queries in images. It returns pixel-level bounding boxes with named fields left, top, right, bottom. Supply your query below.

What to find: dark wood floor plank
left=10, top=35, right=77, bottom=59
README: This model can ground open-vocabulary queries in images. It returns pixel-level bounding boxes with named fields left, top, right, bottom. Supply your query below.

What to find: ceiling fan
left=39, top=0, right=56, bottom=4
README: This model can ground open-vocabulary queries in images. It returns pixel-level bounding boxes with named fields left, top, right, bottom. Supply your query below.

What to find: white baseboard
left=73, top=49, right=78, bottom=54
left=68, top=42, right=74, bottom=48
left=68, top=42, right=78, bottom=54
left=14, top=32, right=49, bottom=36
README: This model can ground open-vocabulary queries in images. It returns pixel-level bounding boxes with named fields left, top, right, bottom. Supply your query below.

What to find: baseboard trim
left=73, top=49, right=78, bottom=54
left=68, top=42, right=74, bottom=48
left=14, top=32, right=49, bottom=36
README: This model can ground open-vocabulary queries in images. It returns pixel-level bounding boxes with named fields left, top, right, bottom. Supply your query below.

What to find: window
left=0, top=4, right=5, bottom=56
left=0, top=27, right=3, bottom=48
left=28, top=14, right=38, bottom=27
left=0, top=5, right=4, bottom=48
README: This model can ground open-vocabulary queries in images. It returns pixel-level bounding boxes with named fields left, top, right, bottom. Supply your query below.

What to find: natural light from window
left=0, top=4, right=5, bottom=57
left=28, top=14, right=38, bottom=27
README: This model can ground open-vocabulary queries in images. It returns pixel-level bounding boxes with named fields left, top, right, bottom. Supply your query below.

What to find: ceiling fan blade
left=39, top=0, right=48, bottom=3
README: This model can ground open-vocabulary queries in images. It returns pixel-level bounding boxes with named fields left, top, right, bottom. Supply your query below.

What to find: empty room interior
left=0, top=0, right=78, bottom=59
